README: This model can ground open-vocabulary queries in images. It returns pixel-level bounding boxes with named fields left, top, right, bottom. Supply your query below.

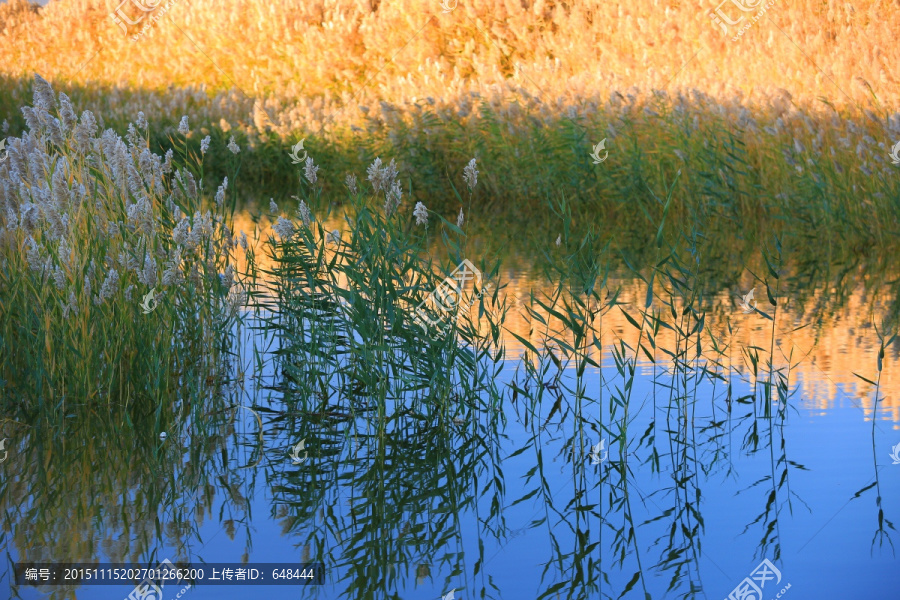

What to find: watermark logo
left=413, top=259, right=490, bottom=330
left=726, top=558, right=790, bottom=600
left=288, top=139, right=308, bottom=164
left=590, top=139, right=608, bottom=163
left=0, top=139, right=7, bottom=163
left=126, top=558, right=172, bottom=600
left=140, top=288, right=159, bottom=314
left=589, top=438, right=608, bottom=465
left=709, top=0, right=759, bottom=35
left=709, top=0, right=776, bottom=40
left=126, top=578, right=162, bottom=600
left=110, top=0, right=160, bottom=33
left=889, top=141, right=900, bottom=165
left=890, top=442, right=900, bottom=465
left=290, top=439, right=307, bottom=464
left=441, top=589, right=456, bottom=600
left=124, top=558, right=192, bottom=600
left=739, top=288, right=756, bottom=314
left=0, top=438, right=7, bottom=463
left=110, top=0, right=180, bottom=41
left=439, top=0, right=458, bottom=13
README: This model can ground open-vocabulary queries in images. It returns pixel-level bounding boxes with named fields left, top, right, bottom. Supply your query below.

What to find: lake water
left=2, top=209, right=899, bottom=600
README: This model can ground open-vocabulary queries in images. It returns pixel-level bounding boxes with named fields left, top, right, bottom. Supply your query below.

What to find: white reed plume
left=413, top=201, right=428, bottom=225
left=463, top=158, right=478, bottom=191
left=304, top=156, right=319, bottom=185
left=273, top=216, right=295, bottom=238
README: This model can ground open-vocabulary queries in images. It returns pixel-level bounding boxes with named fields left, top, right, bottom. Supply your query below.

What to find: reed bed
left=246, top=152, right=506, bottom=413
left=0, top=75, right=244, bottom=411
left=2, top=0, right=898, bottom=109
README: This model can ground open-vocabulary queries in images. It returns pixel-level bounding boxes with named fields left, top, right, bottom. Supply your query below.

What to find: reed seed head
left=413, top=201, right=428, bottom=225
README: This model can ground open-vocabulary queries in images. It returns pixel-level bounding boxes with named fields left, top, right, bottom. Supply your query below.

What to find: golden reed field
left=1, top=0, right=898, bottom=151
left=2, top=0, right=899, bottom=110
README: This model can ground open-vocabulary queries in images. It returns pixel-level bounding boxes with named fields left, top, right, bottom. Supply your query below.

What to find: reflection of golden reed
left=500, top=277, right=900, bottom=423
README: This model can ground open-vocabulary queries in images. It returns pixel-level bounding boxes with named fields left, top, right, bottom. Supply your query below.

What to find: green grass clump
left=0, top=75, right=243, bottom=412
left=248, top=158, right=506, bottom=416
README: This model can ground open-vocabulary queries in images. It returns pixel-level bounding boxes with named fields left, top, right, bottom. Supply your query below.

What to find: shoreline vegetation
left=0, top=76, right=244, bottom=410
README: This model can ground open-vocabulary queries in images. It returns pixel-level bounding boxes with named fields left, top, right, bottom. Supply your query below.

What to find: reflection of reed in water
left=264, top=406, right=504, bottom=599
left=231, top=207, right=900, bottom=421
left=0, top=394, right=255, bottom=600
